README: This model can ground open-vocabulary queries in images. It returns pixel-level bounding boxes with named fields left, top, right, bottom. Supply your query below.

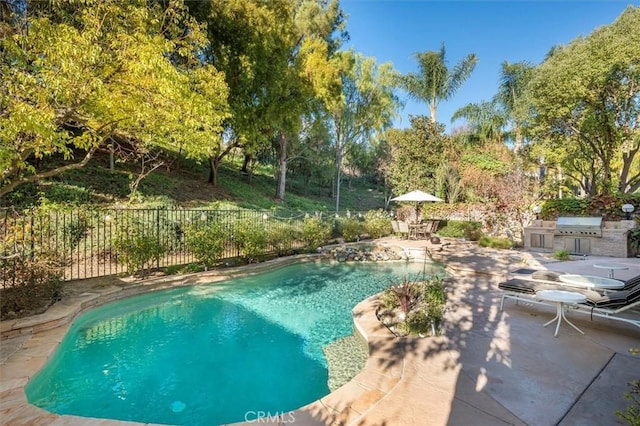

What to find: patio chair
left=499, top=278, right=640, bottom=329
left=498, top=278, right=569, bottom=311
left=397, top=221, right=410, bottom=239
left=621, top=274, right=640, bottom=291
left=574, top=282, right=640, bottom=329
left=391, top=220, right=400, bottom=237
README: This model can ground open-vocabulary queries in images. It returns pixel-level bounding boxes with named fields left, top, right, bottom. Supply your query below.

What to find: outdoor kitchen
left=524, top=216, right=637, bottom=258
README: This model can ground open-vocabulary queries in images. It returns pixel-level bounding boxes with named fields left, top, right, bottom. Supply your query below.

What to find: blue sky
left=340, top=0, right=639, bottom=132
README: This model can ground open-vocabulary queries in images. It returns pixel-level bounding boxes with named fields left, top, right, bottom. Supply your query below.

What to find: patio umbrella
left=390, top=190, right=443, bottom=222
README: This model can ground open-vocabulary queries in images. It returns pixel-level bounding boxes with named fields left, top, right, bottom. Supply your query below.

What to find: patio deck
left=1, top=238, right=639, bottom=425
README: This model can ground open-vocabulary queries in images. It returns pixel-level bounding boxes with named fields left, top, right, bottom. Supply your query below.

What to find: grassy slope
left=4, top=152, right=388, bottom=213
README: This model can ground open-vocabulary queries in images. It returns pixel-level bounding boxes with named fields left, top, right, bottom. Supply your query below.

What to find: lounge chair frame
left=499, top=278, right=640, bottom=329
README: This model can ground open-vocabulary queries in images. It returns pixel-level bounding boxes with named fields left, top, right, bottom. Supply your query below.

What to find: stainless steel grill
left=554, top=217, right=603, bottom=237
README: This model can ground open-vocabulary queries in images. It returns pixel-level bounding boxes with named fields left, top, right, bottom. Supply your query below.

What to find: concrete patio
left=1, top=238, right=639, bottom=425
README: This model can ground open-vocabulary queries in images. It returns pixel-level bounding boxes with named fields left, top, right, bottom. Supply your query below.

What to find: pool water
left=26, top=260, right=443, bottom=425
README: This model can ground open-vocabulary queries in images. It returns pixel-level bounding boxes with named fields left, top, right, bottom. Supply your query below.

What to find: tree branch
left=0, top=146, right=98, bottom=198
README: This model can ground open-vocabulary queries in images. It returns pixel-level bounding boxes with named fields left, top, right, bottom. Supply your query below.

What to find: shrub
left=437, top=220, right=482, bottom=241
left=234, top=220, right=267, bottom=263
left=478, top=236, right=514, bottom=249
left=266, top=223, right=297, bottom=256
left=300, top=216, right=331, bottom=249
left=554, top=249, right=571, bottom=261
left=389, top=278, right=421, bottom=313
left=363, top=209, right=392, bottom=238
left=616, top=380, right=640, bottom=426
left=422, top=278, right=446, bottom=324
left=378, top=276, right=447, bottom=336
left=339, top=218, right=365, bottom=242
left=406, top=309, right=432, bottom=333
left=112, top=217, right=169, bottom=276
left=1, top=255, right=63, bottom=320
left=185, top=221, right=229, bottom=268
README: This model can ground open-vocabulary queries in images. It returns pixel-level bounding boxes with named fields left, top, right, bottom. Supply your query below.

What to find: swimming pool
left=26, top=260, right=444, bottom=425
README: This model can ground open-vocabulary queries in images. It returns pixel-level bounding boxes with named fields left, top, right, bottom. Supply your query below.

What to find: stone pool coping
left=0, top=252, right=429, bottom=425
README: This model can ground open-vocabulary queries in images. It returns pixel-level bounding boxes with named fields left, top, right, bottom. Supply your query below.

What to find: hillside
left=2, top=152, right=388, bottom=213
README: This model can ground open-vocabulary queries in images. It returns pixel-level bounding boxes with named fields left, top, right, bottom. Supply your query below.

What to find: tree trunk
left=109, top=145, right=115, bottom=171
left=430, top=102, right=437, bottom=123
left=208, top=156, right=219, bottom=187
left=335, top=145, right=343, bottom=213
left=243, top=154, right=254, bottom=184
left=276, top=133, right=288, bottom=202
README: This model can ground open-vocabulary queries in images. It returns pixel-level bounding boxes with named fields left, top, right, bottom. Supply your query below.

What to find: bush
left=185, top=221, right=229, bottom=268
left=478, top=236, right=514, bottom=249
left=616, top=380, right=640, bottom=426
left=301, top=216, right=331, bottom=249
left=437, top=220, right=482, bottom=241
left=363, top=209, right=392, bottom=238
left=378, top=276, right=447, bottom=336
left=112, top=217, right=169, bottom=276
left=266, top=223, right=297, bottom=256
left=1, top=255, right=63, bottom=320
left=339, top=217, right=365, bottom=242
left=234, top=220, right=267, bottom=263
left=554, top=249, right=571, bottom=261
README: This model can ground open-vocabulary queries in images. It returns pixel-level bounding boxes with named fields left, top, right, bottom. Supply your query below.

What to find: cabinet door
left=564, top=238, right=590, bottom=254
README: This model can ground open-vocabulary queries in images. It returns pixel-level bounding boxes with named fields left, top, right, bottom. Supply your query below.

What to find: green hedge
left=437, top=220, right=482, bottom=241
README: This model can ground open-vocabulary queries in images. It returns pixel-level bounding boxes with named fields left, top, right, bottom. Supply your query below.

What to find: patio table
left=592, top=263, right=628, bottom=279
left=558, top=274, right=624, bottom=291
left=536, top=290, right=587, bottom=337
left=409, top=223, right=431, bottom=239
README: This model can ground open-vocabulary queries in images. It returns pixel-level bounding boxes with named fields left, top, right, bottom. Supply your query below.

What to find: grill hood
left=554, top=217, right=603, bottom=237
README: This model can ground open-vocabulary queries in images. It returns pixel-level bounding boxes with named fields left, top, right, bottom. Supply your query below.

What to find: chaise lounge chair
left=499, top=274, right=640, bottom=329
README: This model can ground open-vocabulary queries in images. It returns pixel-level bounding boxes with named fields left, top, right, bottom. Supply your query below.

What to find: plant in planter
left=629, top=217, right=640, bottom=257
left=377, top=276, right=446, bottom=336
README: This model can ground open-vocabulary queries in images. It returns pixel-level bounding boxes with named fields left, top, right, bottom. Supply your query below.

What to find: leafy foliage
left=233, top=220, right=268, bottom=263
left=1, top=0, right=229, bottom=197
left=185, top=221, right=229, bottom=268
left=397, top=43, right=477, bottom=122
left=112, top=217, right=169, bottom=276
left=266, top=224, right=298, bottom=256
left=616, top=380, right=640, bottom=426
left=1, top=255, right=63, bottom=320
left=524, top=6, right=640, bottom=195
left=379, top=276, right=447, bottom=336
left=300, top=216, right=332, bottom=249
left=363, top=209, right=392, bottom=239
left=338, top=217, right=365, bottom=242
left=385, top=117, right=451, bottom=196
left=478, top=236, right=513, bottom=249
left=437, top=220, right=483, bottom=241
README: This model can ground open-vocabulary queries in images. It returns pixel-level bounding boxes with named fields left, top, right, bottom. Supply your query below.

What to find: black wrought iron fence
left=1, top=207, right=331, bottom=282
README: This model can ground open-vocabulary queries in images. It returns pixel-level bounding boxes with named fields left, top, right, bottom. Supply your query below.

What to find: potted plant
left=629, top=217, right=640, bottom=257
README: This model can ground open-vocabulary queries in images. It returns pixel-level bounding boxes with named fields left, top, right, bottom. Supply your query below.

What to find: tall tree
left=451, top=100, right=507, bottom=144
left=525, top=6, right=640, bottom=194
left=495, top=61, right=534, bottom=152
left=274, top=1, right=347, bottom=202
left=385, top=116, right=450, bottom=196
left=0, top=0, right=229, bottom=198
left=194, top=0, right=346, bottom=196
left=327, top=51, right=399, bottom=212
left=398, top=43, right=477, bottom=123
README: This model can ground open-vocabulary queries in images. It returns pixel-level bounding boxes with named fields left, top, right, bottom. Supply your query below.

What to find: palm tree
left=398, top=43, right=477, bottom=123
left=451, top=100, right=507, bottom=144
left=495, top=61, right=534, bottom=152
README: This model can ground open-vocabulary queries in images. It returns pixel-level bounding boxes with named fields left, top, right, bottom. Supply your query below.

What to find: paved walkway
left=1, top=239, right=639, bottom=425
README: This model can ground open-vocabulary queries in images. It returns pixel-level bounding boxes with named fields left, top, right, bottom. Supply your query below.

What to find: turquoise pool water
left=26, top=260, right=443, bottom=425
